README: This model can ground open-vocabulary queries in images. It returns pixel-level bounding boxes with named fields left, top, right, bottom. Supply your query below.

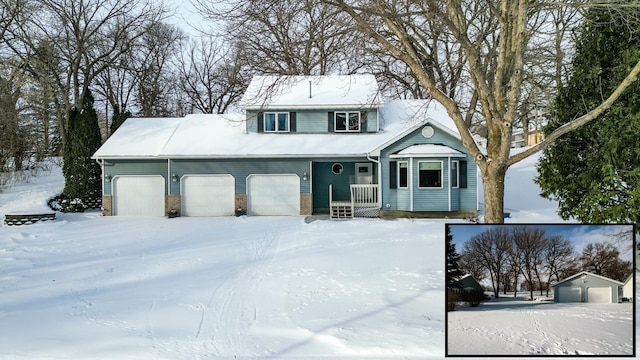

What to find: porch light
left=105, top=174, right=112, bottom=182
left=302, top=172, right=308, bottom=181
left=171, top=173, right=178, bottom=182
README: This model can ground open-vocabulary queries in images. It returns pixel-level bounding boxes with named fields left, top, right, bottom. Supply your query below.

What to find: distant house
left=621, top=273, right=634, bottom=302
left=92, top=75, right=479, bottom=218
left=511, top=128, right=544, bottom=148
left=552, top=271, right=623, bottom=303
left=458, top=274, right=484, bottom=293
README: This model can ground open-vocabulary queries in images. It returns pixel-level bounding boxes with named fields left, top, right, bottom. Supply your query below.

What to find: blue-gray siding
left=380, top=124, right=477, bottom=212
left=102, top=160, right=168, bottom=195
left=246, top=109, right=377, bottom=133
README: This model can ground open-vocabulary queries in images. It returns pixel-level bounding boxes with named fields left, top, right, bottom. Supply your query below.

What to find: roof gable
left=551, top=271, right=624, bottom=287
left=239, top=75, right=382, bottom=110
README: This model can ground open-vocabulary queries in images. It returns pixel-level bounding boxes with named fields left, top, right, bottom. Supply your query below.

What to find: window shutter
left=360, top=111, right=368, bottom=133
left=290, top=112, right=296, bottom=132
left=328, top=112, right=334, bottom=132
left=459, top=160, right=468, bottom=188
left=389, top=161, right=397, bottom=189
left=257, top=112, right=264, bottom=133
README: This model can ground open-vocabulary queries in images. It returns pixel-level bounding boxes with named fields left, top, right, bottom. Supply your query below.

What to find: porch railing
left=330, top=184, right=379, bottom=219
left=350, top=184, right=378, bottom=208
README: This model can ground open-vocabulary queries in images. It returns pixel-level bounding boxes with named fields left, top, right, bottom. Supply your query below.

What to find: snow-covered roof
left=551, top=271, right=623, bottom=287
left=390, top=144, right=466, bottom=158
left=93, top=99, right=460, bottom=159
left=239, top=75, right=383, bottom=110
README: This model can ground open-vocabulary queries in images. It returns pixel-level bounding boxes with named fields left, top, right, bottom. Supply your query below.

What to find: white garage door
left=587, top=287, right=612, bottom=303
left=113, top=176, right=165, bottom=217
left=181, top=175, right=235, bottom=216
left=247, top=174, right=300, bottom=215
left=557, top=287, right=582, bottom=302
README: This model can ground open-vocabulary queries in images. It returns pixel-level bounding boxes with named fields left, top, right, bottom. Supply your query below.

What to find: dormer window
left=265, top=112, right=290, bottom=132
left=335, top=112, right=360, bottom=132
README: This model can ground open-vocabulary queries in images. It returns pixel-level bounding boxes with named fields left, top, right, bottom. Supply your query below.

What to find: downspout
left=448, top=157, right=451, bottom=211
left=95, top=159, right=105, bottom=195
left=409, top=157, right=414, bottom=212
left=167, top=158, right=172, bottom=195
left=366, top=153, right=382, bottom=209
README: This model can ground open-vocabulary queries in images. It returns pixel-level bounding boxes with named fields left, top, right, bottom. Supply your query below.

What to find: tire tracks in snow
left=192, top=221, right=285, bottom=357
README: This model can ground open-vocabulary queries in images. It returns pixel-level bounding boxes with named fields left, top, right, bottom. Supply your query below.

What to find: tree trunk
left=481, top=164, right=507, bottom=224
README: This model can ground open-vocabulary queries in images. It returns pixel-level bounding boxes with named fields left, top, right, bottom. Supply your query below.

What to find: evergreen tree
left=110, top=109, right=132, bottom=135
left=536, top=9, right=640, bottom=224
left=446, top=226, right=465, bottom=290
left=62, top=91, right=102, bottom=209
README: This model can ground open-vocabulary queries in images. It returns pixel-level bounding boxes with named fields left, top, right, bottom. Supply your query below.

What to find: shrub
left=465, top=290, right=484, bottom=307
left=447, top=290, right=462, bottom=311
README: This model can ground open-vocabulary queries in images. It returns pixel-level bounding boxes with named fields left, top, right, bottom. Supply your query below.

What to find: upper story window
left=265, top=112, right=290, bottom=132
left=335, top=112, right=360, bottom=132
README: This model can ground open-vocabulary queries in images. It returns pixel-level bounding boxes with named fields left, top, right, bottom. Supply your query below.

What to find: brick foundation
left=300, top=194, right=312, bottom=215
left=166, top=195, right=181, bottom=216
left=102, top=195, right=113, bottom=216
left=235, top=194, right=247, bottom=213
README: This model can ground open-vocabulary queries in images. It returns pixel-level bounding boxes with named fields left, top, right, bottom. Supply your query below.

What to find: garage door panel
left=113, top=176, right=165, bottom=217
left=182, top=175, right=235, bottom=216
left=558, top=287, right=582, bottom=302
left=247, top=175, right=300, bottom=216
left=587, top=287, right=611, bottom=303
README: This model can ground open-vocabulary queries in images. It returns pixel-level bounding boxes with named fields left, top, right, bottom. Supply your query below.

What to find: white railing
left=350, top=184, right=378, bottom=207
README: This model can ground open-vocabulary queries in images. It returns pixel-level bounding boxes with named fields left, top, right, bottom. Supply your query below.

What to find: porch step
left=330, top=203, right=353, bottom=219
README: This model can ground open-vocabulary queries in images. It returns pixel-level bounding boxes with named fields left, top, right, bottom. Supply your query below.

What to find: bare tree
left=462, top=226, right=512, bottom=298
left=542, top=235, right=575, bottom=296
left=323, top=0, right=640, bottom=223
left=134, top=22, right=185, bottom=117
left=9, top=0, right=167, bottom=143
left=511, top=225, right=548, bottom=300
left=578, top=242, right=632, bottom=282
left=178, top=37, right=250, bottom=114
left=197, top=0, right=369, bottom=76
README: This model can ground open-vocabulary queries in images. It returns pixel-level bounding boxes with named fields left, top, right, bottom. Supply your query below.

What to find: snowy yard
left=0, top=152, right=636, bottom=358
left=447, top=295, right=634, bottom=356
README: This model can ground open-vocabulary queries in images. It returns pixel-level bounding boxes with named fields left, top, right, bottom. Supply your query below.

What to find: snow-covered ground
left=448, top=295, right=634, bottom=356
left=0, top=152, right=635, bottom=359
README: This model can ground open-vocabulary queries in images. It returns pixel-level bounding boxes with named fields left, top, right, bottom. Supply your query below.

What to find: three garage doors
left=111, top=174, right=300, bottom=216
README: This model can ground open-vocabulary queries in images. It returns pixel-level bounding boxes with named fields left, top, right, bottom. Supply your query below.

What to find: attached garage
left=112, top=175, right=165, bottom=216
left=247, top=174, right=300, bottom=215
left=181, top=175, right=235, bottom=216
left=552, top=271, right=623, bottom=303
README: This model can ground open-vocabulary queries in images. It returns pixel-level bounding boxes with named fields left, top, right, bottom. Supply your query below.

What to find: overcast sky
left=448, top=223, right=635, bottom=263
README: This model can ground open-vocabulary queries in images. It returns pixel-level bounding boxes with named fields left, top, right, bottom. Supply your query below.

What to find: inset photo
left=445, top=223, right=636, bottom=357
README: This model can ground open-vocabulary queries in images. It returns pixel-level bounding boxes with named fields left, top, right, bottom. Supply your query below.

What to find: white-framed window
left=335, top=111, right=360, bottom=132
left=398, top=161, right=408, bottom=188
left=418, top=161, right=442, bottom=188
left=451, top=160, right=459, bottom=188
left=264, top=112, right=290, bottom=132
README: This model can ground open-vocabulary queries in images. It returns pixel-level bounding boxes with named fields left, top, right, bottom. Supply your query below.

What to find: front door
left=355, top=163, right=373, bottom=184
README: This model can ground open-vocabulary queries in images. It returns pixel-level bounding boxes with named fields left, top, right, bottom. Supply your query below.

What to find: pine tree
left=536, top=9, right=640, bottom=224
left=446, top=226, right=464, bottom=290
left=62, top=91, right=103, bottom=210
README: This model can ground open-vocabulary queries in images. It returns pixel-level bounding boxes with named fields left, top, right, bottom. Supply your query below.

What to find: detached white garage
left=112, top=176, right=165, bottom=217
left=552, top=271, right=623, bottom=303
left=181, top=175, right=235, bottom=216
left=247, top=174, right=300, bottom=215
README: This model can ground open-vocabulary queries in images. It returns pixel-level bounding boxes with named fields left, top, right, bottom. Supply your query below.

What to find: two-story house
left=92, top=75, right=478, bottom=218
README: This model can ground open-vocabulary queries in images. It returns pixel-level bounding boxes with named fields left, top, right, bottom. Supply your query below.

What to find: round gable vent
left=422, top=126, right=434, bottom=138
left=332, top=163, right=343, bottom=174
